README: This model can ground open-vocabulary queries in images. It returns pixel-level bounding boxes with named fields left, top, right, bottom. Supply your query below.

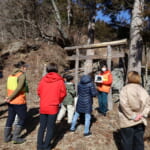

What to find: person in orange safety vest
left=96, top=62, right=113, bottom=116
left=4, top=61, right=29, bottom=144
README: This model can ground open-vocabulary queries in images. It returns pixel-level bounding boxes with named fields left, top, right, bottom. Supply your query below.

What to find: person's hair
left=14, top=61, right=27, bottom=68
left=127, top=71, right=141, bottom=84
left=46, top=63, right=58, bottom=73
left=66, top=75, right=74, bottom=82
left=100, top=62, right=107, bottom=69
left=63, top=74, right=68, bottom=79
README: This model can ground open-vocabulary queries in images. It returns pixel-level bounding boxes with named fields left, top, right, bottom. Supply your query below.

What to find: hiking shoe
left=13, top=138, right=26, bottom=144
left=84, top=132, right=92, bottom=137
left=69, top=129, right=75, bottom=132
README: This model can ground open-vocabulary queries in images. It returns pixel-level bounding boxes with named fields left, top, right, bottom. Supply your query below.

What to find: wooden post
left=64, top=39, right=127, bottom=51
left=42, top=64, right=47, bottom=76
left=145, top=46, right=149, bottom=87
left=107, top=45, right=113, bottom=110
left=75, top=48, right=79, bottom=93
left=84, top=49, right=94, bottom=74
left=107, top=45, right=112, bottom=70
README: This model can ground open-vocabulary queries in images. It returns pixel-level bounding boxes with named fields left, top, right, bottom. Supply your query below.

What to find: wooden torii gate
left=64, top=39, right=127, bottom=110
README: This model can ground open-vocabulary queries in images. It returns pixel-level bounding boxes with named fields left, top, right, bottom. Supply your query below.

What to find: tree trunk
left=107, top=45, right=113, bottom=110
left=128, top=0, right=144, bottom=75
left=50, top=0, right=71, bottom=47
left=67, top=0, right=72, bottom=29
left=84, top=2, right=96, bottom=74
left=51, top=0, right=67, bottom=39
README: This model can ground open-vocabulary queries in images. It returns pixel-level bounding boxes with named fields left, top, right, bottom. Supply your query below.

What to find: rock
left=111, top=68, right=124, bottom=91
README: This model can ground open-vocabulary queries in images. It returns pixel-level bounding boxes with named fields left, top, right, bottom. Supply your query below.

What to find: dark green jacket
left=63, top=82, right=76, bottom=105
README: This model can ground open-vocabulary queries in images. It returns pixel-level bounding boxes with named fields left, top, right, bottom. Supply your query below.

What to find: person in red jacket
left=96, top=62, right=113, bottom=116
left=37, top=63, right=66, bottom=150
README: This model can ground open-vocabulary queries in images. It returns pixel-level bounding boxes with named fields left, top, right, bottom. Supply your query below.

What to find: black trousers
left=120, top=124, right=145, bottom=150
left=37, top=114, right=57, bottom=150
left=6, top=104, right=27, bottom=127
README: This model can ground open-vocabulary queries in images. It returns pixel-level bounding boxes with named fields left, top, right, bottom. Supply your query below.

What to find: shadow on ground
left=51, top=119, right=70, bottom=149
left=51, top=113, right=97, bottom=149
left=0, top=102, right=8, bottom=119
left=22, top=107, right=39, bottom=138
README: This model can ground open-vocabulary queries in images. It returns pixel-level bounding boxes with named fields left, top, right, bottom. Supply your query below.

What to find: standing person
left=37, top=63, right=66, bottom=150
left=70, top=74, right=97, bottom=136
left=119, top=71, right=150, bottom=150
left=4, top=61, right=28, bottom=144
left=57, top=75, right=76, bottom=124
left=96, top=62, right=113, bottom=116
left=62, top=74, right=67, bottom=83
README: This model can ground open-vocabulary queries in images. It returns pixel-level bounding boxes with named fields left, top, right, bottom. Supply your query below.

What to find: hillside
left=0, top=41, right=150, bottom=150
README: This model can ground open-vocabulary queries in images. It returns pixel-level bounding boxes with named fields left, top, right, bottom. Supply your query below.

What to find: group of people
left=3, top=61, right=150, bottom=150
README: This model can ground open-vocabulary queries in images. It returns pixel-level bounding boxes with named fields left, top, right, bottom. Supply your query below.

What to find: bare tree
left=0, top=0, right=72, bottom=47
left=128, top=0, right=144, bottom=75
left=84, top=1, right=96, bottom=74
left=0, top=0, right=38, bottom=41
left=67, top=0, right=73, bottom=29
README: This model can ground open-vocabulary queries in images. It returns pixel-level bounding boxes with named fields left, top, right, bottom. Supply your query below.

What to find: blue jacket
left=76, top=75, right=97, bottom=113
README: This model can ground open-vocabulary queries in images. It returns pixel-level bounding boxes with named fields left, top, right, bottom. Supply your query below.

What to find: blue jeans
left=97, top=91, right=108, bottom=114
left=6, top=104, right=27, bottom=127
left=120, top=124, right=145, bottom=150
left=37, top=114, right=57, bottom=150
left=70, top=112, right=91, bottom=134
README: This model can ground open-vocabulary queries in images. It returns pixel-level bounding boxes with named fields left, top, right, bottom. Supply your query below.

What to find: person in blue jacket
left=70, top=74, right=97, bottom=136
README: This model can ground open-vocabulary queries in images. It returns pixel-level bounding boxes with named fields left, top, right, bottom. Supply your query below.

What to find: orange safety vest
left=7, top=72, right=26, bottom=105
left=97, top=71, right=112, bottom=93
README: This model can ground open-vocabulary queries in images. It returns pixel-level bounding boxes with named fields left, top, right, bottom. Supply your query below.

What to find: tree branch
left=50, top=0, right=68, bottom=41
left=0, top=15, right=64, bottom=45
left=0, top=15, right=37, bottom=28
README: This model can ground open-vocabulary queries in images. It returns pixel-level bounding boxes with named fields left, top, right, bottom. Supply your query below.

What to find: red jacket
left=97, top=70, right=113, bottom=93
left=37, top=72, right=66, bottom=114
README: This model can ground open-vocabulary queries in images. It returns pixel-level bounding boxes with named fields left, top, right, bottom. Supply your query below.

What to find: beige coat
left=118, top=83, right=150, bottom=128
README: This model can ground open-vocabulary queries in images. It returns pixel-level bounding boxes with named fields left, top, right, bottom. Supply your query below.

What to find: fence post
left=107, top=45, right=113, bottom=110
left=75, top=48, right=79, bottom=93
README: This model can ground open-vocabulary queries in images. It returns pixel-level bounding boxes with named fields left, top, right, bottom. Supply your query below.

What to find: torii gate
left=64, top=39, right=127, bottom=110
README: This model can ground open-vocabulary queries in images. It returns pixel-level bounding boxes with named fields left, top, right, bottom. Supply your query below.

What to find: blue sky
left=96, top=11, right=111, bottom=22
left=96, top=10, right=131, bottom=24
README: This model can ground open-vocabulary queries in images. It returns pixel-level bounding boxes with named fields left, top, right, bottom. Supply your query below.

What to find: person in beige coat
left=118, top=71, right=150, bottom=150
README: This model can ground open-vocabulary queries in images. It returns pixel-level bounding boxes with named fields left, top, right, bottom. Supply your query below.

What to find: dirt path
left=0, top=99, right=150, bottom=150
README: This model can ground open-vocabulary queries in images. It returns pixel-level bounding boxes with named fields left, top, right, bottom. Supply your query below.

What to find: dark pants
left=120, top=124, right=145, bottom=150
left=97, top=91, right=108, bottom=115
left=6, top=104, right=27, bottom=127
left=37, top=114, right=57, bottom=150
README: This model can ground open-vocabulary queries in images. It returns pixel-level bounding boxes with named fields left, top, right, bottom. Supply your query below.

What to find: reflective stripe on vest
left=7, top=72, right=26, bottom=105
left=97, top=72, right=111, bottom=93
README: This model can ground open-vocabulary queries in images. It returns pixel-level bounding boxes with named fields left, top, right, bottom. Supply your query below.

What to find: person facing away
left=96, top=62, right=113, bottom=116
left=37, top=63, right=66, bottom=150
left=70, top=74, right=97, bottom=137
left=118, top=71, right=150, bottom=150
left=57, top=75, right=76, bottom=124
left=4, top=61, right=29, bottom=144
